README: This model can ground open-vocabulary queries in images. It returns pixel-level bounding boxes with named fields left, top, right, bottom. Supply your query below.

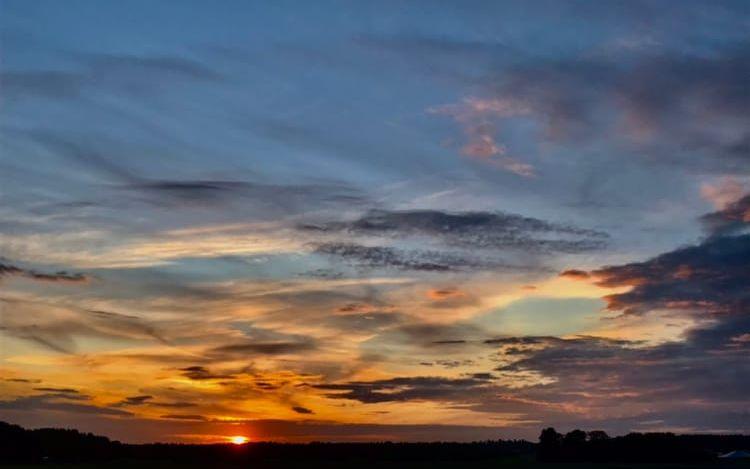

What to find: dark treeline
left=2, top=421, right=749, bottom=464
left=538, top=427, right=750, bottom=462
left=0, top=421, right=532, bottom=464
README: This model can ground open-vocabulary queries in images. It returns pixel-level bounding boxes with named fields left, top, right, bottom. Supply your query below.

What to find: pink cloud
left=430, top=97, right=535, bottom=177
left=700, top=176, right=746, bottom=209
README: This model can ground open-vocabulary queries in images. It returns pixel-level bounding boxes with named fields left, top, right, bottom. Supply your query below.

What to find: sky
left=1, top=0, right=749, bottom=444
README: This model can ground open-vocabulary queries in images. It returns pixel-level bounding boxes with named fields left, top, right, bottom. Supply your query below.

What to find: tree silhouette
left=538, top=427, right=562, bottom=461
left=587, top=430, right=609, bottom=442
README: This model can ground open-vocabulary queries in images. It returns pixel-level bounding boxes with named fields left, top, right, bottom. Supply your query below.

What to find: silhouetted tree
left=563, top=429, right=587, bottom=459
left=587, top=430, right=609, bottom=442
left=586, top=430, right=610, bottom=461
left=538, top=427, right=562, bottom=461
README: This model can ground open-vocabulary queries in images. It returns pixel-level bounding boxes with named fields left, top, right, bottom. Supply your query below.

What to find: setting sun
left=229, top=436, right=249, bottom=445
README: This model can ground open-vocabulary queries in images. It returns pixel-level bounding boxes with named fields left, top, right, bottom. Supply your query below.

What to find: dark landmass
left=1, top=421, right=749, bottom=468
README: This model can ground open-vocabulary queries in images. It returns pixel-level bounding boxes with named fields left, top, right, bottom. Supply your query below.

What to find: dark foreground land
left=2, top=422, right=750, bottom=468
left=4, top=458, right=750, bottom=469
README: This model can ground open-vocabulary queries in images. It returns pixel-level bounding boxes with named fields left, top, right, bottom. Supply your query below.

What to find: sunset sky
left=1, top=0, right=749, bottom=443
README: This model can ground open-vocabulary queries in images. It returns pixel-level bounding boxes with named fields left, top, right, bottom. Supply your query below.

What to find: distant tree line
left=538, top=427, right=750, bottom=462
left=0, top=421, right=532, bottom=464
left=0, top=421, right=119, bottom=463
left=2, top=421, right=749, bottom=464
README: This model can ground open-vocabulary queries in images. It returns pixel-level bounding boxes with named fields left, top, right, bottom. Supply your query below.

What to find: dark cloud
left=426, top=287, right=479, bottom=309
left=304, top=209, right=607, bottom=253
left=315, top=375, right=495, bottom=404
left=115, top=395, right=153, bottom=407
left=464, top=42, right=750, bottom=173
left=485, top=329, right=750, bottom=424
left=160, top=414, right=207, bottom=421
left=559, top=269, right=591, bottom=280
left=154, top=401, right=198, bottom=409
left=591, top=234, right=750, bottom=315
left=209, top=340, right=316, bottom=357
left=27, top=130, right=367, bottom=210
left=0, top=261, right=89, bottom=283
left=0, top=394, right=132, bottom=417
left=467, top=206, right=750, bottom=431
left=394, top=322, right=484, bottom=346
left=292, top=406, right=314, bottom=415
left=306, top=206, right=604, bottom=277
left=313, top=243, right=483, bottom=272
left=318, top=330, right=748, bottom=432
left=484, top=336, right=554, bottom=346
left=124, top=179, right=366, bottom=210
left=33, top=387, right=80, bottom=395
left=178, top=366, right=235, bottom=381
left=309, top=204, right=750, bottom=432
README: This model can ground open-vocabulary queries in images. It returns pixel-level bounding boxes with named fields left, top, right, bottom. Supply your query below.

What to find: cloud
left=429, top=42, right=750, bottom=175
left=115, top=395, right=153, bottom=407
left=700, top=193, right=750, bottom=237
left=390, top=322, right=484, bottom=347
left=590, top=233, right=750, bottom=315
left=4, top=378, right=41, bottom=384
left=430, top=97, right=535, bottom=176
left=86, top=310, right=169, bottom=345
left=33, top=387, right=81, bottom=395
left=306, top=208, right=607, bottom=272
left=0, top=299, right=168, bottom=354
left=559, top=269, right=591, bottom=280
left=291, top=406, right=314, bottom=415
left=0, top=261, right=89, bottom=283
left=475, top=203, right=748, bottom=430
left=179, top=366, right=236, bottom=381
left=700, top=177, right=747, bottom=209
left=313, top=243, right=483, bottom=272
left=0, top=393, right=132, bottom=417
left=426, top=288, right=466, bottom=300
left=306, top=200, right=750, bottom=431
left=483, top=329, right=750, bottom=428
left=209, top=340, right=316, bottom=357
left=305, top=209, right=607, bottom=253
left=315, top=375, right=495, bottom=404
left=154, top=401, right=198, bottom=409
left=160, top=414, right=207, bottom=421
left=424, top=287, right=479, bottom=309
left=28, top=131, right=366, bottom=210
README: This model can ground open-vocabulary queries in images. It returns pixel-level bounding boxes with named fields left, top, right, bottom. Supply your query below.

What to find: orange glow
left=229, top=436, right=249, bottom=445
